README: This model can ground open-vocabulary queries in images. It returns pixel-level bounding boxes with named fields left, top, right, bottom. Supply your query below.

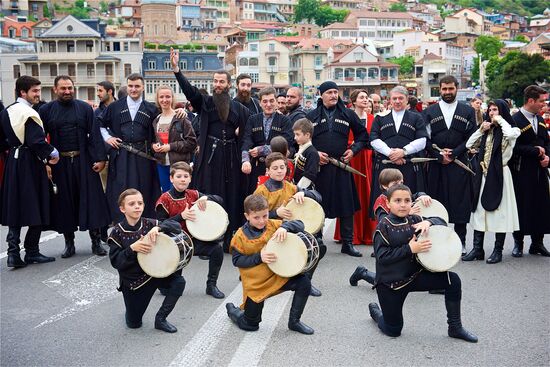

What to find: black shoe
left=91, top=242, right=107, bottom=256
left=368, top=303, right=382, bottom=323
left=462, top=230, right=484, bottom=261
left=309, top=284, right=322, bottom=297
left=349, top=266, right=367, bottom=286
left=528, top=243, right=550, bottom=257
left=226, top=303, right=259, bottom=331
left=341, top=242, right=362, bottom=257
left=446, top=299, right=478, bottom=343
left=155, top=295, right=179, bottom=333
left=511, top=241, right=523, bottom=257
left=7, top=254, right=27, bottom=268
left=486, top=249, right=502, bottom=264
left=24, top=253, right=55, bottom=264
left=155, top=317, right=177, bottom=333
left=206, top=284, right=225, bottom=299
left=61, top=239, right=75, bottom=258
left=288, top=293, right=314, bottom=335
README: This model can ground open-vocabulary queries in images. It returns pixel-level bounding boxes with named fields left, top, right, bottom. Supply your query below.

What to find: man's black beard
left=237, top=90, right=251, bottom=103
left=441, top=93, right=456, bottom=104
left=213, top=90, right=230, bottom=123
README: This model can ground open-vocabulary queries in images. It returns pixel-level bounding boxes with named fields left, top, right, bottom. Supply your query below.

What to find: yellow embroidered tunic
left=254, top=180, right=297, bottom=211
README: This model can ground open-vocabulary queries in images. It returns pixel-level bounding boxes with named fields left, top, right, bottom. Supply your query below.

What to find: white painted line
left=168, top=285, right=243, bottom=367
left=228, top=292, right=292, bottom=367
left=0, top=232, right=62, bottom=260
left=35, top=255, right=118, bottom=328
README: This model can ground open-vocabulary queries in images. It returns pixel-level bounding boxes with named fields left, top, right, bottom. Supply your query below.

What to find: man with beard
left=170, top=48, right=250, bottom=251
left=370, top=86, right=428, bottom=217
left=422, top=76, right=476, bottom=255
left=277, top=94, right=288, bottom=115
left=1, top=76, right=59, bottom=267
left=98, top=74, right=161, bottom=223
left=509, top=85, right=550, bottom=257
left=286, top=87, right=307, bottom=124
left=233, top=74, right=261, bottom=115
left=39, top=76, right=110, bottom=258
left=241, top=87, right=294, bottom=194
left=370, top=93, right=382, bottom=115
left=307, top=81, right=368, bottom=257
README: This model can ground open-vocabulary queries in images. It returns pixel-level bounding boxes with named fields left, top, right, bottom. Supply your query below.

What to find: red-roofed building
left=2, top=16, right=36, bottom=41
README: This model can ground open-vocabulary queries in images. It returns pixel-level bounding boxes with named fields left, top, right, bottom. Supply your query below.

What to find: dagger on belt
left=106, top=128, right=160, bottom=163
left=432, top=144, right=475, bottom=175
left=327, top=157, right=367, bottom=178
left=382, top=157, right=438, bottom=164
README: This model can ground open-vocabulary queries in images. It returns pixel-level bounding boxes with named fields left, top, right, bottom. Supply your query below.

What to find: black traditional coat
left=369, top=109, right=428, bottom=214
left=0, top=102, right=56, bottom=227
left=174, top=70, right=250, bottom=235
left=422, top=102, right=476, bottom=223
left=98, top=97, right=161, bottom=222
left=241, top=112, right=294, bottom=194
left=307, top=99, right=368, bottom=218
left=510, top=111, right=550, bottom=234
left=39, top=99, right=110, bottom=232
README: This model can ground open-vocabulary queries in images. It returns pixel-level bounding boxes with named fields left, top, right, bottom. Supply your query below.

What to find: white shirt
left=371, top=109, right=426, bottom=157
left=520, top=107, right=538, bottom=134
left=16, top=97, right=32, bottom=107
left=127, top=95, right=143, bottom=121
left=391, top=109, right=405, bottom=132
left=438, top=100, right=458, bottom=129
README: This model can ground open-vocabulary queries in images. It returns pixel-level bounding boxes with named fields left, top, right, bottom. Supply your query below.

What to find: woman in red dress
left=334, top=90, right=377, bottom=245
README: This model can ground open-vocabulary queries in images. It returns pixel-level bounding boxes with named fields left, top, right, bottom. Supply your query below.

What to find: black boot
left=155, top=295, right=179, bottom=333
left=7, top=254, right=27, bottom=268
left=288, top=293, right=314, bottom=335
left=340, top=216, right=362, bottom=257
left=24, top=253, right=55, bottom=264
left=206, top=262, right=225, bottom=299
left=486, top=233, right=505, bottom=264
left=225, top=303, right=259, bottom=331
left=462, top=230, right=485, bottom=261
left=368, top=302, right=383, bottom=323
left=341, top=242, right=362, bottom=257
left=349, top=266, right=375, bottom=286
left=61, top=235, right=76, bottom=258
left=528, top=238, right=550, bottom=257
left=6, top=228, right=26, bottom=268
left=511, top=239, right=523, bottom=258
left=90, top=229, right=107, bottom=256
left=446, top=299, right=478, bottom=343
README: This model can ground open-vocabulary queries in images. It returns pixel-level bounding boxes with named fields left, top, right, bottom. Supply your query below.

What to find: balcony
left=38, top=51, right=101, bottom=60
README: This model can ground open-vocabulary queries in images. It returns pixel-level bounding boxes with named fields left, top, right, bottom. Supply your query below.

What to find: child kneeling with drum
left=226, top=194, right=314, bottom=335
left=155, top=161, right=226, bottom=299
left=368, top=184, right=478, bottom=343
left=108, top=189, right=185, bottom=333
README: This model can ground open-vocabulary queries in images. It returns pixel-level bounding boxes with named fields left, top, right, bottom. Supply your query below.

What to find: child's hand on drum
left=131, top=236, right=153, bottom=254
left=272, top=227, right=288, bottom=242
left=181, top=204, right=197, bottom=221
left=409, top=205, right=421, bottom=215
left=276, top=206, right=293, bottom=220
left=195, top=196, right=208, bottom=211
left=412, top=220, right=431, bottom=236
left=261, top=247, right=278, bottom=263
left=418, top=195, right=432, bottom=207
left=145, top=226, right=159, bottom=243
left=409, top=235, right=431, bottom=253
left=292, top=191, right=305, bottom=204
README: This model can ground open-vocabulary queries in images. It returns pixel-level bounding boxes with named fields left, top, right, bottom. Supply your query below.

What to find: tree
left=100, top=1, right=109, bottom=13
left=389, top=3, right=407, bottom=12
left=387, top=55, right=415, bottom=76
left=294, top=0, right=319, bottom=23
left=314, top=6, right=349, bottom=27
left=514, top=34, right=528, bottom=43
left=472, top=35, right=503, bottom=82
left=43, top=4, right=51, bottom=18
left=486, top=52, right=550, bottom=105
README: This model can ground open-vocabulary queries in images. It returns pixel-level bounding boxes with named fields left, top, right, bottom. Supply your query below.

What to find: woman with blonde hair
left=152, top=85, right=197, bottom=192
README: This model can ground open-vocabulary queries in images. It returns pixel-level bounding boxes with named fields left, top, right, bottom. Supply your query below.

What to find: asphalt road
left=1, top=223, right=549, bottom=367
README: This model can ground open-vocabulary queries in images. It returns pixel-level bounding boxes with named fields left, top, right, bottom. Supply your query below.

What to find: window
left=68, top=64, right=75, bottom=76
left=50, top=64, right=57, bottom=76
left=49, top=42, right=56, bottom=52
left=146, top=82, right=153, bottom=94
left=249, top=43, right=258, bottom=51
left=269, top=43, right=275, bottom=52
left=239, top=58, right=249, bottom=66
left=353, top=52, right=363, bottom=61
left=124, top=42, right=129, bottom=52
left=31, top=64, right=39, bottom=77
left=66, top=41, right=74, bottom=52
left=359, top=19, right=367, bottom=26
left=105, top=64, right=113, bottom=76
left=105, top=43, right=111, bottom=51
left=164, top=59, right=171, bottom=70
left=32, top=3, right=38, bottom=11
left=368, top=20, right=375, bottom=27
left=124, top=63, right=132, bottom=77
left=21, top=28, right=29, bottom=38
left=314, top=55, right=322, bottom=66
left=13, top=65, right=20, bottom=79
left=86, top=41, right=94, bottom=52
left=439, top=47, right=442, bottom=55
left=332, top=31, right=339, bottom=37
left=113, top=42, right=120, bottom=51
left=86, top=64, right=94, bottom=77
left=315, top=71, right=321, bottom=80
left=350, top=31, right=357, bottom=37
left=250, top=73, right=259, bottom=83
left=368, top=31, right=375, bottom=38
left=249, top=58, right=258, bottom=66
left=268, top=57, right=277, bottom=66
left=148, top=59, right=156, bottom=69
left=342, top=31, right=349, bottom=37
left=195, top=59, right=203, bottom=70
left=180, top=59, right=187, bottom=70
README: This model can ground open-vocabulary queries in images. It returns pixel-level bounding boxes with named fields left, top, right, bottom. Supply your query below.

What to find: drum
left=413, top=198, right=449, bottom=223
left=284, top=197, right=325, bottom=234
left=416, top=225, right=462, bottom=272
left=265, top=232, right=320, bottom=277
left=186, top=201, right=229, bottom=242
left=137, top=232, right=194, bottom=278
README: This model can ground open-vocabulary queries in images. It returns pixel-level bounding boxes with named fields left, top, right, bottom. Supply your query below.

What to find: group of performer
left=1, top=46, right=549, bottom=341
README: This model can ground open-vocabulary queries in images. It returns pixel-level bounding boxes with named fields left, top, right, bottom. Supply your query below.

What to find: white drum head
left=417, top=225, right=462, bottom=272
left=414, top=198, right=449, bottom=223
left=284, top=197, right=325, bottom=234
left=265, top=233, right=308, bottom=278
left=137, top=233, right=179, bottom=278
left=186, top=201, right=229, bottom=241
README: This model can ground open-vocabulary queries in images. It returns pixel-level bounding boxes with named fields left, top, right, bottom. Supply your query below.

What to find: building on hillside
left=256, top=38, right=290, bottom=91
left=177, top=2, right=202, bottom=31
left=444, top=8, right=484, bottom=35
left=235, top=41, right=260, bottom=87
left=142, top=50, right=223, bottom=100
left=529, top=17, right=550, bottom=37
left=0, top=37, right=35, bottom=103
left=290, top=23, right=321, bottom=37
left=415, top=52, right=463, bottom=101
left=118, top=0, right=142, bottom=27
left=271, top=0, right=296, bottom=22
left=31, top=17, right=52, bottom=38
left=320, top=0, right=362, bottom=10
left=522, top=32, right=550, bottom=60
left=1, top=15, right=36, bottom=40
left=1, top=0, right=28, bottom=16
left=325, top=45, right=400, bottom=99
left=439, top=32, right=477, bottom=49
left=347, top=11, right=414, bottom=41
left=393, top=30, right=439, bottom=58
left=141, top=0, right=177, bottom=43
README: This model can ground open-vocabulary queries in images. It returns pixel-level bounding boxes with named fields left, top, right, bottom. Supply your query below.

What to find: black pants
left=454, top=223, right=467, bottom=246
left=193, top=239, right=224, bottom=269
left=375, top=271, right=461, bottom=337
left=63, top=230, right=101, bottom=243
left=513, top=231, right=544, bottom=244
left=339, top=216, right=353, bottom=244
left=121, top=274, right=185, bottom=327
left=7, top=226, right=42, bottom=256
left=243, top=274, right=311, bottom=327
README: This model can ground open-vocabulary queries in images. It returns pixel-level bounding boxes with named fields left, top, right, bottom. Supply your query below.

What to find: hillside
left=419, top=0, right=550, bottom=17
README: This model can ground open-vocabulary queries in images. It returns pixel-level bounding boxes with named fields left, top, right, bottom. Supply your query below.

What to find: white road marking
left=168, top=219, right=335, bottom=367
left=0, top=232, right=62, bottom=260
left=35, top=255, right=118, bottom=328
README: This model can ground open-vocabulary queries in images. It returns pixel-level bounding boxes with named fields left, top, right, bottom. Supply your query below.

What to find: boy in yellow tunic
left=253, top=152, right=325, bottom=297
left=226, top=194, right=314, bottom=334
